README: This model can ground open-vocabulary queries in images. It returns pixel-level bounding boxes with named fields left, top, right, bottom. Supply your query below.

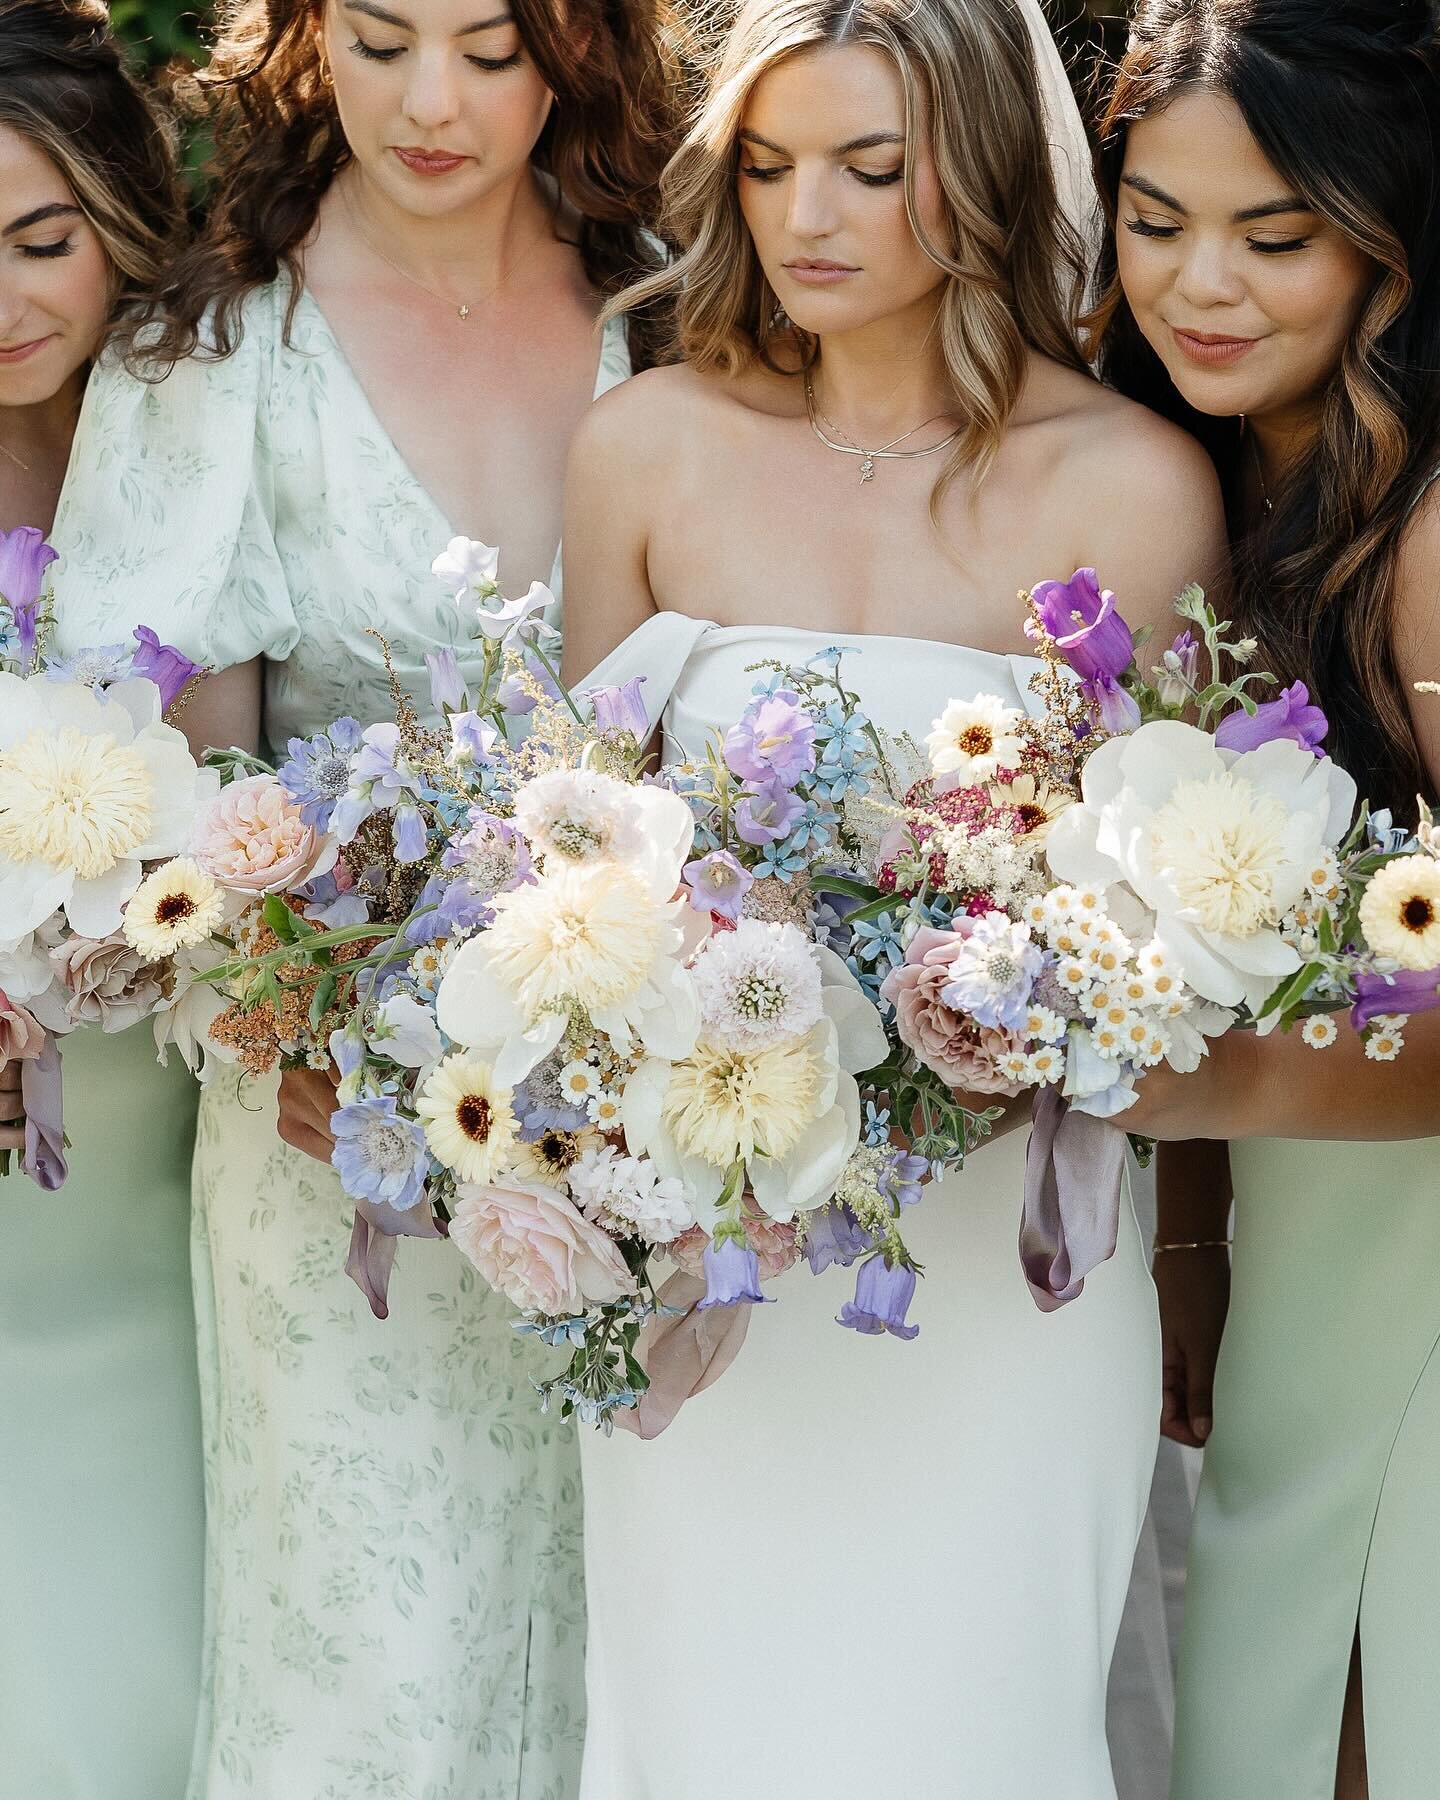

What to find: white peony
left=1045, top=720, right=1355, bottom=1024
left=0, top=673, right=218, bottom=941
left=621, top=945, right=889, bottom=1230
left=435, top=781, right=700, bottom=1087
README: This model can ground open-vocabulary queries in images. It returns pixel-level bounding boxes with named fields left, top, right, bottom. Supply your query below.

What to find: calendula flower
left=122, top=857, right=226, bottom=960
left=1358, top=858, right=1440, bottom=972
left=924, top=694, right=1025, bottom=783
left=994, top=772, right=1071, bottom=843
left=415, top=1054, right=518, bottom=1185
left=507, top=1124, right=604, bottom=1189
left=1301, top=1015, right=1338, bottom=1049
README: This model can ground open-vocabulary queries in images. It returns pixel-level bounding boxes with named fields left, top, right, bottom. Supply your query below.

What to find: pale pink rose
left=192, top=774, right=336, bottom=894
left=669, top=1207, right=799, bottom=1282
left=0, top=989, right=46, bottom=1069
left=450, top=1180, right=638, bottom=1315
left=881, top=925, right=1024, bottom=1096
left=51, top=932, right=168, bottom=1032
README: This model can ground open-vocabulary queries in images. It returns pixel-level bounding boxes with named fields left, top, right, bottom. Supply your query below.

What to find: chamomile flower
left=558, top=1059, right=599, bottom=1105
left=1366, top=1013, right=1410, bottom=1033
left=1024, top=1045, right=1066, bottom=1084
left=1365, top=1027, right=1405, bottom=1062
left=587, top=1091, right=623, bottom=1131
left=1301, top=1015, right=1339, bottom=1049
left=1091, top=1021, right=1126, bottom=1058
left=1022, top=1002, right=1066, bottom=1042
left=1304, top=851, right=1343, bottom=904
left=1055, top=957, right=1090, bottom=998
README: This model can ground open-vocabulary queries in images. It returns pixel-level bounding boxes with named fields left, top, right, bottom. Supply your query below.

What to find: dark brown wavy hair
left=1092, top=0, right=1440, bottom=810
left=127, top=0, right=685, bottom=372
left=0, top=0, right=185, bottom=327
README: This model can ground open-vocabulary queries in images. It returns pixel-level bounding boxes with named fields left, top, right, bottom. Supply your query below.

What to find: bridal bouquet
left=0, top=526, right=219, bottom=1187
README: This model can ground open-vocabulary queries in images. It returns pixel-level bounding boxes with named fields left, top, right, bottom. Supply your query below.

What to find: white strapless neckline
left=577, top=612, right=1161, bottom=1800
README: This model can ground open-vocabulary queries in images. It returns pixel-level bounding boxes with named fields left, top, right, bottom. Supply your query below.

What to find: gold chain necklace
left=1241, top=416, right=1274, bottom=515
left=343, top=183, right=552, bottom=324
left=803, top=370, right=961, bottom=485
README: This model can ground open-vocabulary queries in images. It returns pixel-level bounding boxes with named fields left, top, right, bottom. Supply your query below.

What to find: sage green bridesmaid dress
left=0, top=1025, right=204, bottom=1800
left=1170, top=1134, right=1440, bottom=1800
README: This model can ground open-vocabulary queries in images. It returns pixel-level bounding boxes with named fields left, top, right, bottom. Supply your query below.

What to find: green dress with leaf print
left=49, top=272, right=633, bottom=1800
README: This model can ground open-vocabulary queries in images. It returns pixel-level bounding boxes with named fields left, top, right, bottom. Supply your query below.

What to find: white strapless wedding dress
left=577, top=614, right=1161, bottom=1800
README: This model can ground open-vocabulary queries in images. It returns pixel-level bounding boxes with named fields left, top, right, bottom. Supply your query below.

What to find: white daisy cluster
left=568, top=1144, right=695, bottom=1243
left=1279, top=850, right=1346, bottom=958
left=557, top=1035, right=639, bottom=1132
left=1016, top=885, right=1196, bottom=1094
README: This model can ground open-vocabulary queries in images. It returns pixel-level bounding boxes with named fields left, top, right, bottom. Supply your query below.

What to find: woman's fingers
left=276, top=1066, right=341, bottom=1165
left=0, top=1065, right=25, bottom=1148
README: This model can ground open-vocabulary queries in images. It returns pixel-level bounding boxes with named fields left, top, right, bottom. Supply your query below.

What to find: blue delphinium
left=278, top=716, right=364, bottom=829
left=330, top=1092, right=429, bottom=1213
left=837, top=1255, right=920, bottom=1340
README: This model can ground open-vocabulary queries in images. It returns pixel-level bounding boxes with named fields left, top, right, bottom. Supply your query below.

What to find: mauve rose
left=450, top=1180, right=637, bottom=1315
left=881, top=925, right=1025, bottom=1095
left=192, top=774, right=337, bottom=893
left=51, top=932, right=168, bottom=1031
left=0, top=990, right=46, bottom=1069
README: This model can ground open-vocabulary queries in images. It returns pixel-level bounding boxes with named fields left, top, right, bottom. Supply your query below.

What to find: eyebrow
left=739, top=128, right=905, bottom=157
left=341, top=1, right=513, bottom=33
left=1122, top=173, right=1311, bottom=224
left=2, top=201, right=81, bottom=238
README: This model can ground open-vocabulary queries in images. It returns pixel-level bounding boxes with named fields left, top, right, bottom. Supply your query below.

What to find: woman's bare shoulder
left=569, top=358, right=766, bottom=476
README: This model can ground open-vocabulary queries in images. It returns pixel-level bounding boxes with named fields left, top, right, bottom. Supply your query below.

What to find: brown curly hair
left=128, top=0, right=686, bottom=372
left=0, top=0, right=185, bottom=327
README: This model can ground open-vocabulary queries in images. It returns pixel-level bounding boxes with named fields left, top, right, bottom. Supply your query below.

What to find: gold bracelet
left=1152, top=1238, right=1232, bottom=1255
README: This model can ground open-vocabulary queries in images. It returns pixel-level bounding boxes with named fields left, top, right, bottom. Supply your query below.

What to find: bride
left=561, top=1, right=1225, bottom=1793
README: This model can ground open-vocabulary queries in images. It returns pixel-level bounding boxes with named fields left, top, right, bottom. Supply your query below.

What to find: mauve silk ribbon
left=1020, top=1085, right=1126, bottom=1311
left=612, top=1270, right=754, bottom=1439
left=21, top=1035, right=66, bottom=1191
left=345, top=1195, right=444, bottom=1320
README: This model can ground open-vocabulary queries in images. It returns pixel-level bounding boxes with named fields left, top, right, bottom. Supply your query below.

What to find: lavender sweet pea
left=837, top=1254, right=920, bottom=1340
left=1215, top=681, right=1328, bottom=757
left=131, top=626, right=201, bottom=711
left=723, top=689, right=816, bottom=786
left=1028, top=568, right=1134, bottom=684
left=0, top=525, right=58, bottom=668
left=589, top=676, right=650, bottom=739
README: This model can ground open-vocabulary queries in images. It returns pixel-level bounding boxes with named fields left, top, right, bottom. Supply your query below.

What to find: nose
left=1173, top=234, right=1247, bottom=311
left=403, top=50, right=462, bottom=133
left=0, top=276, right=29, bottom=343
left=785, top=163, right=840, bottom=244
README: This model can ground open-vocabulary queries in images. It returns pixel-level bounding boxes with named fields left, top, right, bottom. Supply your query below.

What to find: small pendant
left=859, top=455, right=875, bottom=484
left=458, top=303, right=471, bottom=321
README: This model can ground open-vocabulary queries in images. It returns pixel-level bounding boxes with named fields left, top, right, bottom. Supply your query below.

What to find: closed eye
left=20, top=238, right=76, bottom=260
left=851, top=167, right=902, bottom=187
left=1124, top=217, right=1180, bottom=241
left=466, top=51, right=522, bottom=71
left=1248, top=237, right=1310, bottom=255
left=740, top=163, right=787, bottom=183
left=349, top=35, right=402, bottom=60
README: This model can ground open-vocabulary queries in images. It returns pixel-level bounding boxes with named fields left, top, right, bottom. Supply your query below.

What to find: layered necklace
left=803, top=369, right=962, bottom=486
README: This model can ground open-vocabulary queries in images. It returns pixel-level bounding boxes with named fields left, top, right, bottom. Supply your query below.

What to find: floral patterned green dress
left=50, top=274, right=632, bottom=1799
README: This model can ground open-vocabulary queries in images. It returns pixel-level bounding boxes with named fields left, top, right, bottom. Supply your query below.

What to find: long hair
left=129, top=0, right=685, bottom=371
left=0, top=0, right=185, bottom=327
left=1092, top=0, right=1440, bottom=809
left=610, top=0, right=1091, bottom=507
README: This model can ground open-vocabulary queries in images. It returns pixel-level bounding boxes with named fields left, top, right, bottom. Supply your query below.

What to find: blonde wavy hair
left=611, top=0, right=1091, bottom=493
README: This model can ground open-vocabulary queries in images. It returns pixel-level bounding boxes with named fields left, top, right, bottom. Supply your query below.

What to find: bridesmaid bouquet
left=0, top=527, right=216, bottom=1187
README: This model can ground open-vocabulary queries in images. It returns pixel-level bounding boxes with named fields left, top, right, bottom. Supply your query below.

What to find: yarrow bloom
left=690, top=920, right=824, bottom=1049
left=123, top=857, right=225, bottom=960
left=924, top=695, right=1025, bottom=784
left=278, top=717, right=364, bottom=830
left=1358, top=858, right=1440, bottom=972
left=415, top=1054, right=518, bottom=1185
left=330, top=1091, right=430, bottom=1212
left=569, top=1144, right=694, bottom=1242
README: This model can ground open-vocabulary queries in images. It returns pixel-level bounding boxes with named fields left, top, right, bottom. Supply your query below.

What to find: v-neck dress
left=50, top=273, right=631, bottom=1800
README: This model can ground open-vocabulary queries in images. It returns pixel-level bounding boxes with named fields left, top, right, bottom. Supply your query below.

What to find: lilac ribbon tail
left=612, top=1270, right=754, bottom=1440
left=1020, top=1085, right=1125, bottom=1312
left=21, top=1035, right=67, bottom=1191
left=344, top=1195, right=443, bottom=1321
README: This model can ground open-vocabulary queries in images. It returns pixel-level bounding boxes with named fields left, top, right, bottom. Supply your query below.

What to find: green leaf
left=262, top=893, right=299, bottom=942
left=1254, top=961, right=1323, bottom=1023
left=308, top=971, right=338, bottom=1032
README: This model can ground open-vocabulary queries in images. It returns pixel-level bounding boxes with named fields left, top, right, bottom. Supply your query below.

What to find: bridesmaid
left=49, top=0, right=678, bottom=1793
left=1092, top=3, right=1440, bottom=1795
left=0, top=4, right=204, bottom=1797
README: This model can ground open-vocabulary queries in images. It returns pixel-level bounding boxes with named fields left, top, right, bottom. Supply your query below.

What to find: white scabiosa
left=690, top=920, right=824, bottom=1050
left=122, top=857, right=225, bottom=960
